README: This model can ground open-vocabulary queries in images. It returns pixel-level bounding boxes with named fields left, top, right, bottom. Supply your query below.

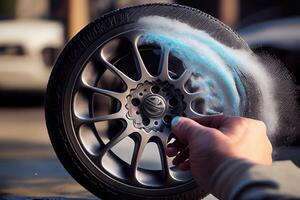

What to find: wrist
left=209, top=158, right=254, bottom=199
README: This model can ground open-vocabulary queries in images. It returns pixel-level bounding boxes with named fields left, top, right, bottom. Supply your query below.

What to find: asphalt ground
left=0, top=94, right=96, bottom=199
left=0, top=94, right=299, bottom=200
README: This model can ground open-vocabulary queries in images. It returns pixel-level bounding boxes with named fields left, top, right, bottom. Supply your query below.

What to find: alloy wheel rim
left=70, top=28, right=230, bottom=189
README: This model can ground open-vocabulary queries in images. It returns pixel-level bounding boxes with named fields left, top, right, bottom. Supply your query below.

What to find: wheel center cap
left=142, top=94, right=166, bottom=118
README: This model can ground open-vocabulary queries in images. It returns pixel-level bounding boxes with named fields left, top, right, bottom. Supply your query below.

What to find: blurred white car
left=0, top=19, right=64, bottom=91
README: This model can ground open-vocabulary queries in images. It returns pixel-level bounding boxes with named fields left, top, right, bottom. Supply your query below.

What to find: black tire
left=45, top=3, right=257, bottom=200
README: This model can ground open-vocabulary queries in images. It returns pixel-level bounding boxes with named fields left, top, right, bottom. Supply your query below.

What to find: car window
left=0, top=45, right=25, bottom=56
left=42, top=47, right=60, bottom=66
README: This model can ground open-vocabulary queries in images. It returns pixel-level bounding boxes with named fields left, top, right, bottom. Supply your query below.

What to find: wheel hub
left=142, top=94, right=166, bottom=118
left=126, top=81, right=185, bottom=132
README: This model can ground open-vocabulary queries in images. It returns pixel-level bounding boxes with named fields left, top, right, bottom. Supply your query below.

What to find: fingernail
left=171, top=116, right=181, bottom=127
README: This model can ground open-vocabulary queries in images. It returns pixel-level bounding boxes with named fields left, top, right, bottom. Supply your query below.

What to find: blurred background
left=0, top=0, right=299, bottom=199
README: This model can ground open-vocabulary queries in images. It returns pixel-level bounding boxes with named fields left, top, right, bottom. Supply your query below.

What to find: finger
left=192, top=115, right=228, bottom=128
left=193, top=115, right=250, bottom=138
left=167, top=139, right=186, bottom=150
left=171, top=116, right=213, bottom=145
left=179, top=160, right=190, bottom=171
left=173, top=148, right=189, bottom=165
left=166, top=147, right=178, bottom=157
left=167, top=139, right=187, bottom=157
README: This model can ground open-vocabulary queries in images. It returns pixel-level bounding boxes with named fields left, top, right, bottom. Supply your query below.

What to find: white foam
left=138, top=16, right=278, bottom=136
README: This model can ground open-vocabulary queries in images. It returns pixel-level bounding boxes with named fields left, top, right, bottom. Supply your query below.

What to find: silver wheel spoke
left=158, top=48, right=170, bottom=81
left=129, top=134, right=149, bottom=183
left=81, top=80, right=127, bottom=100
left=128, top=33, right=153, bottom=81
left=184, top=91, right=205, bottom=103
left=156, top=136, right=175, bottom=184
left=99, top=125, right=133, bottom=157
left=173, top=69, right=192, bottom=88
left=184, top=105, right=206, bottom=119
left=100, top=50, right=137, bottom=88
left=184, top=104, right=223, bottom=118
left=80, top=110, right=124, bottom=124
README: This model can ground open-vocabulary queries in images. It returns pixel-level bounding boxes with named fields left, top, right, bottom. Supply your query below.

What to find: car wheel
left=45, top=3, right=259, bottom=200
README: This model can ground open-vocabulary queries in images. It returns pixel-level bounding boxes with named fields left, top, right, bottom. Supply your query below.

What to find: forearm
left=210, top=159, right=300, bottom=200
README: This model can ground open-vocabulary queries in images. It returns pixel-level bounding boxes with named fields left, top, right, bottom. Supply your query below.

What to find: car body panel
left=0, top=19, right=64, bottom=91
left=238, top=17, right=300, bottom=50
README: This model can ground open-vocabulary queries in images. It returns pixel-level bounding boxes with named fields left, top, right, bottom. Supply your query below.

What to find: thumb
left=171, top=116, right=212, bottom=145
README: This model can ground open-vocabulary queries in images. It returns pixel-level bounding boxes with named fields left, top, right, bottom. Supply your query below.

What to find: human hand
left=167, top=115, right=272, bottom=191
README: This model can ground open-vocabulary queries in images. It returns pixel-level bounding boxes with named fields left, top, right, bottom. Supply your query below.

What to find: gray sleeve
left=209, top=159, right=300, bottom=200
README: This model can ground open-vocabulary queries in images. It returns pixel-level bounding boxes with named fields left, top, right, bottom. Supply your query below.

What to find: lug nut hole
left=154, top=121, right=158, bottom=125
left=151, top=85, right=160, bottom=94
left=169, top=98, right=178, bottom=107
left=131, top=98, right=140, bottom=106
left=164, top=115, right=172, bottom=124
left=142, top=118, right=150, bottom=126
